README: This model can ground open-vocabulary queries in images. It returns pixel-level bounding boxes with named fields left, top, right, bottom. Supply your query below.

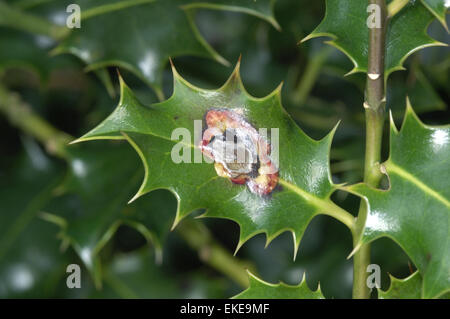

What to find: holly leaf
left=36, top=0, right=214, bottom=99
left=233, top=271, right=324, bottom=299
left=303, top=0, right=446, bottom=78
left=346, top=102, right=450, bottom=298
left=42, top=142, right=175, bottom=288
left=0, top=139, right=69, bottom=298
left=28, top=0, right=279, bottom=98
left=421, top=0, right=449, bottom=31
left=378, top=271, right=422, bottom=299
left=379, top=271, right=450, bottom=299
left=73, top=60, right=354, bottom=258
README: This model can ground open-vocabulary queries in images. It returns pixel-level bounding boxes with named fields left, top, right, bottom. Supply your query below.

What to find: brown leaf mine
left=201, top=109, right=278, bottom=195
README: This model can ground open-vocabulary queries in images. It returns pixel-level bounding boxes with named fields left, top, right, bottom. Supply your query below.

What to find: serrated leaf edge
left=378, top=271, right=421, bottom=299
left=420, top=0, right=449, bottom=32
left=301, top=1, right=448, bottom=78
left=342, top=100, right=450, bottom=298
left=232, top=270, right=324, bottom=299
left=74, top=60, right=355, bottom=259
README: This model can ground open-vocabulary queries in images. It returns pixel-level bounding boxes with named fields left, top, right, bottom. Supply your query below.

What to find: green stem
left=278, top=179, right=355, bottom=232
left=353, top=0, right=387, bottom=299
left=0, top=84, right=249, bottom=288
left=387, top=0, right=409, bottom=17
left=177, top=219, right=251, bottom=288
left=0, top=1, right=69, bottom=40
left=0, top=85, right=72, bottom=158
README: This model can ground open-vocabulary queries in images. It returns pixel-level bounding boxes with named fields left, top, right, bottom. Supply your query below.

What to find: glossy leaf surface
left=347, top=104, right=450, bottom=298
left=74, top=61, right=354, bottom=256
left=35, top=0, right=279, bottom=97
left=303, top=0, right=445, bottom=77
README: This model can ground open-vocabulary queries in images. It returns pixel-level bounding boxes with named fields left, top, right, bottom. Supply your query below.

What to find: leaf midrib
left=386, top=161, right=450, bottom=208
left=117, top=130, right=355, bottom=229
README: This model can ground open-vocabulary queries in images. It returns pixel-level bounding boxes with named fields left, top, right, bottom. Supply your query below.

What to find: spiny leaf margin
left=345, top=101, right=450, bottom=298
left=302, top=0, right=446, bottom=78
left=73, top=60, right=355, bottom=259
left=233, top=270, right=324, bottom=299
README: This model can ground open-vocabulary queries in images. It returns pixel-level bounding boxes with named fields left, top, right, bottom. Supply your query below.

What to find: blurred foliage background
left=0, top=0, right=448, bottom=298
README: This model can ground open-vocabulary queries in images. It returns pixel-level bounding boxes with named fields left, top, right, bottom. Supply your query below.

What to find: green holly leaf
left=346, top=102, right=450, bottom=298
left=33, top=0, right=279, bottom=98
left=0, top=139, right=69, bottom=298
left=421, top=0, right=449, bottom=31
left=42, top=142, right=175, bottom=288
left=378, top=271, right=422, bottom=299
left=233, top=271, right=324, bottom=299
left=303, top=0, right=446, bottom=78
left=379, top=271, right=450, bottom=299
left=45, top=0, right=219, bottom=99
left=73, top=60, right=355, bottom=258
